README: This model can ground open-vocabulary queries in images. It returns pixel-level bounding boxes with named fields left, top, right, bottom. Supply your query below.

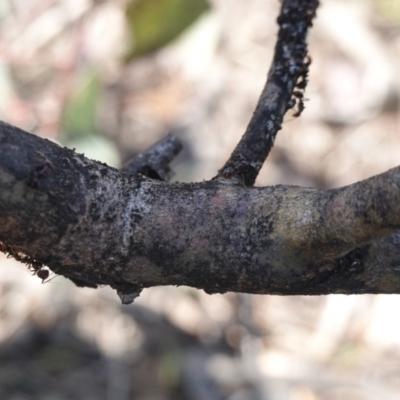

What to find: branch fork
left=1, top=0, right=400, bottom=303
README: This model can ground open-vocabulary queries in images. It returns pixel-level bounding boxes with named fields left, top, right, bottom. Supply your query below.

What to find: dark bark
left=1, top=0, right=399, bottom=304
left=214, top=0, right=319, bottom=186
left=123, top=134, right=183, bottom=181
left=1, top=122, right=400, bottom=304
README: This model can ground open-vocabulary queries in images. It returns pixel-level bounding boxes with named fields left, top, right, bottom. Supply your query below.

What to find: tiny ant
left=293, top=99, right=305, bottom=117
left=293, top=91, right=304, bottom=99
left=296, top=77, right=307, bottom=90
left=31, top=262, right=55, bottom=283
left=34, top=267, right=56, bottom=284
left=288, top=90, right=305, bottom=117
left=37, top=269, right=49, bottom=283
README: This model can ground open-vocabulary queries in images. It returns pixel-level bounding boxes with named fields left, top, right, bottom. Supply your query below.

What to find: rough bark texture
left=215, top=0, right=318, bottom=186
left=2, top=0, right=400, bottom=303
left=1, top=121, right=400, bottom=303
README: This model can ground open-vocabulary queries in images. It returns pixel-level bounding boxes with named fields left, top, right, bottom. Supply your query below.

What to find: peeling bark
left=1, top=121, right=400, bottom=302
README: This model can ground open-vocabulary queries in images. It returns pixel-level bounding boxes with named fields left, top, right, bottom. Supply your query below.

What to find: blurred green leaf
left=62, top=71, right=101, bottom=140
left=126, top=0, right=210, bottom=60
left=67, top=135, right=120, bottom=168
left=158, top=350, right=181, bottom=388
left=61, top=70, right=120, bottom=167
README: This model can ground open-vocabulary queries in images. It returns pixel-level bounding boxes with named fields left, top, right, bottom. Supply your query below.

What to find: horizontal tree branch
left=1, top=121, right=400, bottom=303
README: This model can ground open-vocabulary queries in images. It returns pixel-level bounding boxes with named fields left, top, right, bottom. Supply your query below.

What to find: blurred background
left=1, top=0, right=400, bottom=399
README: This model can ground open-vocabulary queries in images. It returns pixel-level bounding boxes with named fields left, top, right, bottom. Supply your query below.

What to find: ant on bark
left=287, top=90, right=305, bottom=117
left=287, top=55, right=311, bottom=117
left=29, top=261, right=54, bottom=284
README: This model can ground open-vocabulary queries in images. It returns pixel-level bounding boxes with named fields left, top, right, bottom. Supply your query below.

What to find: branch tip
left=123, top=133, right=183, bottom=181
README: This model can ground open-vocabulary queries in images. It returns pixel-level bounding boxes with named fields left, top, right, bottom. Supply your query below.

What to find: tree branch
left=2, top=0, right=399, bottom=303
left=123, top=133, right=183, bottom=181
left=214, top=0, right=319, bottom=186
left=1, top=121, right=400, bottom=303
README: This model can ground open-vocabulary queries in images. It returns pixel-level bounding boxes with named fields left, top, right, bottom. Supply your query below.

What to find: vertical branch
left=215, top=0, right=319, bottom=186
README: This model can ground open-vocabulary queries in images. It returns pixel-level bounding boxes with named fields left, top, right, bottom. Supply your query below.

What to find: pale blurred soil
left=1, top=0, right=400, bottom=399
